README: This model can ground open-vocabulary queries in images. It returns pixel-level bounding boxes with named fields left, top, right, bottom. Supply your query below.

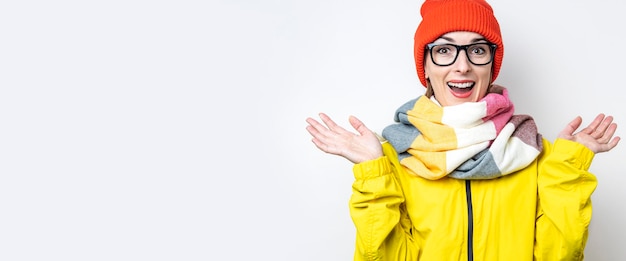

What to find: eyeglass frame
left=425, top=42, right=498, bottom=66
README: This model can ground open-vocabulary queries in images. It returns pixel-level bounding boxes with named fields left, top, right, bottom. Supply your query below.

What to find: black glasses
left=426, top=43, right=497, bottom=66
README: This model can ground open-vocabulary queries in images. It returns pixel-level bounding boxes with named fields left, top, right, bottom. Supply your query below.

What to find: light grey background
left=0, top=0, right=624, bottom=260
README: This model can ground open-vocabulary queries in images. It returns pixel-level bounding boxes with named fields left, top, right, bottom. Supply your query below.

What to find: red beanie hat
left=414, top=0, right=503, bottom=87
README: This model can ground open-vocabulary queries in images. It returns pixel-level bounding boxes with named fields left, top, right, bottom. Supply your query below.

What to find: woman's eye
left=437, top=47, right=451, bottom=54
left=470, top=46, right=487, bottom=55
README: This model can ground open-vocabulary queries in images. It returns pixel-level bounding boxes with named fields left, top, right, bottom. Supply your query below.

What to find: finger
left=306, top=116, right=340, bottom=145
left=581, top=113, right=605, bottom=135
left=318, top=113, right=338, bottom=128
left=305, top=117, right=328, bottom=135
left=319, top=113, right=350, bottom=134
left=305, top=120, right=339, bottom=154
left=596, top=122, right=618, bottom=144
left=607, top=136, right=621, bottom=151
left=593, top=115, right=614, bottom=138
left=348, top=115, right=371, bottom=136
left=559, top=116, right=582, bottom=138
left=596, top=135, right=621, bottom=153
left=588, top=115, right=615, bottom=140
left=310, top=136, right=333, bottom=154
left=305, top=122, right=321, bottom=137
left=305, top=117, right=319, bottom=128
left=306, top=125, right=328, bottom=148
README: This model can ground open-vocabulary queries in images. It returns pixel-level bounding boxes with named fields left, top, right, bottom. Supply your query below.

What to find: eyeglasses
left=426, top=42, right=497, bottom=66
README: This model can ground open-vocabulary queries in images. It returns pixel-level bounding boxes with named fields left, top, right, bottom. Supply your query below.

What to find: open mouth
left=447, top=82, right=474, bottom=96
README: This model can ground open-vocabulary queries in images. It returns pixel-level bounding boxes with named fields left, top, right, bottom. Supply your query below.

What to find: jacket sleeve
left=534, top=138, right=597, bottom=261
left=349, top=142, right=416, bottom=261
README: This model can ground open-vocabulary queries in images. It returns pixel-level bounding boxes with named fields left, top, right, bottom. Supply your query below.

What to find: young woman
left=305, top=0, right=620, bottom=260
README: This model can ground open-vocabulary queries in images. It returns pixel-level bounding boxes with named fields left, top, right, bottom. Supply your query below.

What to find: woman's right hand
left=305, top=113, right=383, bottom=164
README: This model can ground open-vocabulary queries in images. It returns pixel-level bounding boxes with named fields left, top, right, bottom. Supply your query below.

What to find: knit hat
left=414, top=0, right=503, bottom=87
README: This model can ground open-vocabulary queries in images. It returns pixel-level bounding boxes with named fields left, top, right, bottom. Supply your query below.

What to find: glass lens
left=466, top=43, right=492, bottom=65
left=431, top=44, right=457, bottom=65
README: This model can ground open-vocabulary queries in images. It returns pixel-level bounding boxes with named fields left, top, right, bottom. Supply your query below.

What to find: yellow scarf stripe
left=401, top=151, right=447, bottom=180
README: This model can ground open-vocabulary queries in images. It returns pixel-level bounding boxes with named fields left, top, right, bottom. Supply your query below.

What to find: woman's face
left=424, top=31, right=494, bottom=106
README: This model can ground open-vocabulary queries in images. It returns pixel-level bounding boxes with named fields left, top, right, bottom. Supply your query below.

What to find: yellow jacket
left=350, top=138, right=596, bottom=261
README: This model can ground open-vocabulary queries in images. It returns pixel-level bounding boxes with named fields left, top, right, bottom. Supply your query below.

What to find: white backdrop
left=1, top=0, right=624, bottom=260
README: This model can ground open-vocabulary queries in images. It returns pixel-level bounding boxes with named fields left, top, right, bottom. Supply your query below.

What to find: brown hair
left=425, top=80, right=434, bottom=97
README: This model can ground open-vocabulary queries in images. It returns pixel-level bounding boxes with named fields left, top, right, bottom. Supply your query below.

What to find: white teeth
left=447, top=82, right=474, bottom=88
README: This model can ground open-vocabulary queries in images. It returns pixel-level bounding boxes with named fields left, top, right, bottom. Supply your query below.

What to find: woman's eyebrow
left=471, top=38, right=489, bottom=43
left=435, top=36, right=488, bottom=43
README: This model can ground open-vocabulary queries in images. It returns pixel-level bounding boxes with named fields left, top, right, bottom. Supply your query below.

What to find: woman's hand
left=306, top=113, right=383, bottom=164
left=558, top=113, right=620, bottom=153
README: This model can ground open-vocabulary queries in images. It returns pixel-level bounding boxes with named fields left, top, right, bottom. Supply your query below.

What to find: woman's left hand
left=558, top=113, right=620, bottom=153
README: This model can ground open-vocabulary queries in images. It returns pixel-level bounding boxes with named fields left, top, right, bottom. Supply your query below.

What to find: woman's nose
left=453, top=50, right=471, bottom=72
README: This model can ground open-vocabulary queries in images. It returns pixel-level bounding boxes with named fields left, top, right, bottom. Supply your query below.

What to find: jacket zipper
left=465, top=180, right=474, bottom=261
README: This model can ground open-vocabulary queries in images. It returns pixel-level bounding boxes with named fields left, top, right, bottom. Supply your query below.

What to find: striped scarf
left=381, top=85, right=542, bottom=180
